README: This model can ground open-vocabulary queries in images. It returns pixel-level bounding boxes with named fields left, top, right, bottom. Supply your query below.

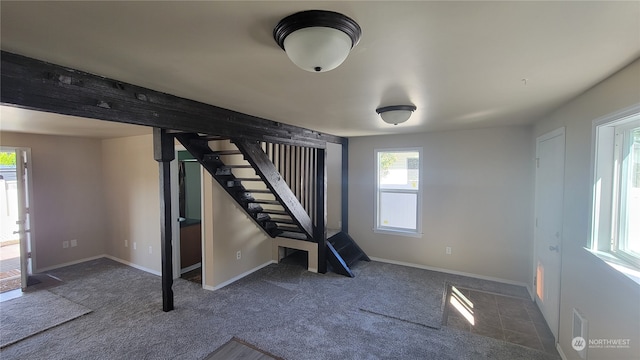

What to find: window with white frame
left=375, top=148, right=422, bottom=236
left=592, top=110, right=640, bottom=268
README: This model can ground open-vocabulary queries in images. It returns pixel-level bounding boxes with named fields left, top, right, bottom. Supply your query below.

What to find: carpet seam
left=357, top=308, right=441, bottom=330
left=0, top=310, right=93, bottom=349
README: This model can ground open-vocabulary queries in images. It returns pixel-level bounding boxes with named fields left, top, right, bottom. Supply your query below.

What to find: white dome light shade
left=376, top=105, right=417, bottom=125
left=283, top=27, right=352, bottom=72
left=274, top=10, right=361, bottom=73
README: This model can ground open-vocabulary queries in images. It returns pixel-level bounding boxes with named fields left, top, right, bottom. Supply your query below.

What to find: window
left=375, top=148, right=422, bottom=236
left=592, top=109, right=640, bottom=268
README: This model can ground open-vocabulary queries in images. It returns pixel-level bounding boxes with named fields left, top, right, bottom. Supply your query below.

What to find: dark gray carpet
left=0, top=258, right=560, bottom=360
left=0, top=289, right=92, bottom=348
left=205, top=337, right=283, bottom=360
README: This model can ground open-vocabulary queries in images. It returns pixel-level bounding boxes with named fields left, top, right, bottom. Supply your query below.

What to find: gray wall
left=533, top=58, right=640, bottom=360
left=348, top=126, right=534, bottom=285
left=0, top=132, right=107, bottom=271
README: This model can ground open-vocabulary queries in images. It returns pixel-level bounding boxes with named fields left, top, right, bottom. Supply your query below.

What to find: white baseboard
left=369, top=257, right=529, bottom=289
left=205, top=260, right=276, bottom=291
left=526, top=285, right=535, bottom=300
left=36, top=254, right=162, bottom=277
left=180, top=262, right=202, bottom=274
left=35, top=255, right=106, bottom=273
left=103, top=255, right=161, bottom=276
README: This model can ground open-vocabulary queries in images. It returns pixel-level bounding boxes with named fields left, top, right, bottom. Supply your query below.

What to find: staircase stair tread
left=251, top=199, right=282, bottom=205
left=235, top=177, right=263, bottom=181
left=245, top=189, right=273, bottom=194
left=200, top=135, right=229, bottom=141
left=268, top=218, right=295, bottom=224
left=335, top=242, right=353, bottom=253
left=278, top=231, right=309, bottom=241
left=210, top=150, right=242, bottom=155
left=344, top=252, right=364, bottom=267
left=277, top=225, right=303, bottom=233
left=260, top=209, right=289, bottom=216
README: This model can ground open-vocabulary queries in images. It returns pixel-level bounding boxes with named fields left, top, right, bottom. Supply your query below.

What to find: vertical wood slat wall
left=260, top=142, right=318, bottom=227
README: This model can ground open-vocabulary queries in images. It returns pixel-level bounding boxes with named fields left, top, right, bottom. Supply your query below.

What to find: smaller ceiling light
left=376, top=105, right=417, bottom=125
left=273, top=10, right=362, bottom=72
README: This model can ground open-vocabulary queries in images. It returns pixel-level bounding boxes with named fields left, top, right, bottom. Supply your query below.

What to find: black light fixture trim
left=273, top=10, right=362, bottom=50
left=375, top=105, right=417, bottom=114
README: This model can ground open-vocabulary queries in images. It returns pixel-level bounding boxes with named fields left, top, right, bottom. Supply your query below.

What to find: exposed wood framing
left=1, top=50, right=353, bottom=297
left=341, top=138, right=349, bottom=233
left=153, top=128, right=175, bottom=312
left=315, top=148, right=327, bottom=273
left=0, top=51, right=345, bottom=148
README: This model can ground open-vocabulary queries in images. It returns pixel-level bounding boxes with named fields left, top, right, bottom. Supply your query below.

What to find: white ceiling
left=1, top=1, right=639, bottom=139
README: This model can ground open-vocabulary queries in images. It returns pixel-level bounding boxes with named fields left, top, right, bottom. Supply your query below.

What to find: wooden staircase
left=327, top=232, right=371, bottom=277
left=175, top=133, right=368, bottom=276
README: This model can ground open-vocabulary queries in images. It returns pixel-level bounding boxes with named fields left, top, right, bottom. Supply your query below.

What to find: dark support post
left=315, top=148, right=327, bottom=273
left=153, top=128, right=175, bottom=312
left=341, top=138, right=349, bottom=233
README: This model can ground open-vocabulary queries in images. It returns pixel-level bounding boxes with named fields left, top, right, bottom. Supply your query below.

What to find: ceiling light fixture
left=273, top=10, right=361, bottom=73
left=376, top=105, right=417, bottom=125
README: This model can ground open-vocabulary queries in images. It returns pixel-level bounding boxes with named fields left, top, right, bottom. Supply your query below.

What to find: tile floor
left=444, top=285, right=558, bottom=355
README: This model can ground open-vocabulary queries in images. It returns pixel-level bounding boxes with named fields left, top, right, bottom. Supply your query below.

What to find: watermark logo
left=572, top=336, right=631, bottom=351
left=572, top=337, right=586, bottom=351
left=588, top=338, right=631, bottom=349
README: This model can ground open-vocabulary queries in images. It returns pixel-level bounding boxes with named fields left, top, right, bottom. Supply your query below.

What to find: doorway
left=174, top=150, right=203, bottom=285
left=533, top=128, right=565, bottom=341
left=0, top=147, right=34, bottom=294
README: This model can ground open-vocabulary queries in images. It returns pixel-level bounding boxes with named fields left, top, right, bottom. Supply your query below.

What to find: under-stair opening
left=278, top=248, right=309, bottom=270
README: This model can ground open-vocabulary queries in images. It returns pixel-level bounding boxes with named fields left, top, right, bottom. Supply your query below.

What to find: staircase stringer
left=233, top=139, right=314, bottom=240
left=175, top=133, right=279, bottom=237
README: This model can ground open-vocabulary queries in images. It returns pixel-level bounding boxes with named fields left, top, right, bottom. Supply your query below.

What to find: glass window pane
left=378, top=151, right=420, bottom=190
left=621, top=127, right=640, bottom=255
left=379, top=192, right=417, bottom=230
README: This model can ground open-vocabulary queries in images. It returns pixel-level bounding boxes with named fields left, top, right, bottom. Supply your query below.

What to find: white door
left=534, top=128, right=565, bottom=340
left=1, top=148, right=35, bottom=291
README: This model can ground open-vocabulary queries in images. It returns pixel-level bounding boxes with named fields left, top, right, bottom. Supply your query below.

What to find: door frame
left=533, top=127, right=565, bottom=341
left=170, top=147, right=181, bottom=280
left=0, top=146, right=35, bottom=290
left=170, top=145, right=205, bottom=284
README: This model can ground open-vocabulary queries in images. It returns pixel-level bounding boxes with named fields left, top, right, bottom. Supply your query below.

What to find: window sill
left=373, top=228, right=423, bottom=239
left=585, top=248, right=640, bottom=286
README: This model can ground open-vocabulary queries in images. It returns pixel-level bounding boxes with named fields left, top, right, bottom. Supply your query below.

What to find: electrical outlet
left=125, top=239, right=128, bottom=247
left=133, top=242, right=137, bottom=250
left=236, top=251, right=241, bottom=260
left=62, top=240, right=69, bottom=249
left=446, top=247, right=452, bottom=255
left=148, top=246, right=152, bottom=254
left=70, top=239, right=77, bottom=247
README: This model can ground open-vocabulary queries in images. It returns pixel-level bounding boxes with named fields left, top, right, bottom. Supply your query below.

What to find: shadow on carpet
left=0, top=289, right=92, bottom=348
left=204, top=337, right=284, bottom=360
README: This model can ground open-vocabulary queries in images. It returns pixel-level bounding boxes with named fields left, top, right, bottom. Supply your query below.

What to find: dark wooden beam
left=0, top=51, right=345, bottom=148
left=315, top=148, right=327, bottom=273
left=341, top=138, right=349, bottom=233
left=153, top=128, right=174, bottom=312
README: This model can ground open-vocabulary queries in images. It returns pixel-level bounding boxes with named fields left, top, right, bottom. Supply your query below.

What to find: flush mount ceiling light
left=273, top=10, right=361, bottom=72
left=376, top=105, right=417, bottom=125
